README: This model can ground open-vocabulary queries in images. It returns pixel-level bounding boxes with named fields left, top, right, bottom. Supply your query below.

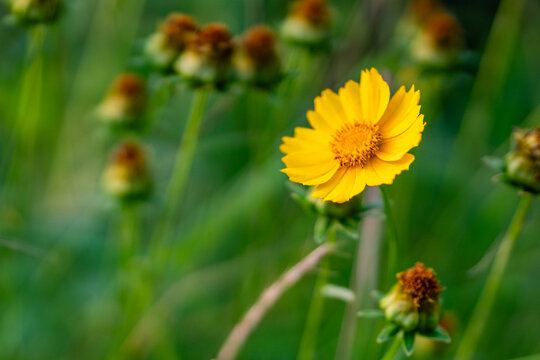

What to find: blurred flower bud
left=380, top=263, right=443, bottom=333
left=281, top=0, right=331, bottom=48
left=234, top=25, right=283, bottom=89
left=410, top=0, right=443, bottom=26
left=9, top=0, right=61, bottom=25
left=410, top=12, right=463, bottom=67
left=144, top=13, right=198, bottom=71
left=102, top=141, right=151, bottom=201
left=414, top=312, right=458, bottom=357
left=503, top=127, right=540, bottom=194
left=96, top=73, right=147, bottom=127
left=174, top=23, right=235, bottom=88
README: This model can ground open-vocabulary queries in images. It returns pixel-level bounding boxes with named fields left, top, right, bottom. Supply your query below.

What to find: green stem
left=455, top=193, right=534, bottom=360
left=151, top=88, right=209, bottom=249
left=297, top=223, right=336, bottom=360
left=120, top=203, right=140, bottom=266
left=380, top=186, right=398, bottom=286
left=381, top=335, right=401, bottom=360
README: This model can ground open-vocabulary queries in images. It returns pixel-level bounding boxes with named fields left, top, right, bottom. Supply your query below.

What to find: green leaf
left=314, top=216, right=330, bottom=243
left=420, top=326, right=451, bottom=343
left=401, top=331, right=415, bottom=356
left=321, top=284, right=355, bottom=302
left=357, top=309, right=385, bottom=318
left=377, top=324, right=400, bottom=343
left=483, top=156, right=505, bottom=172
left=371, top=290, right=386, bottom=302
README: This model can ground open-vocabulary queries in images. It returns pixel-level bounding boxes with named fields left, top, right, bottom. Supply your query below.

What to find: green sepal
left=314, top=216, right=330, bottom=243
left=376, top=324, right=400, bottom=343
left=371, top=290, right=385, bottom=302
left=420, top=326, right=451, bottom=343
left=357, top=309, right=385, bottom=319
left=401, top=331, right=415, bottom=356
left=483, top=156, right=505, bottom=172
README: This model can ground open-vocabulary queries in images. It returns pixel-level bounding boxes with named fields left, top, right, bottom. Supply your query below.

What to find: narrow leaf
left=377, top=324, right=400, bottom=343
left=401, top=331, right=415, bottom=356
left=357, top=309, right=385, bottom=318
left=314, top=216, right=330, bottom=243
left=420, top=326, right=451, bottom=343
left=321, top=284, right=355, bottom=302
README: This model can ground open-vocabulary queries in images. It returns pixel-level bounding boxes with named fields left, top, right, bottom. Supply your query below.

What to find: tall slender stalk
left=380, top=186, right=398, bottom=286
left=455, top=193, right=534, bottom=360
left=297, top=224, right=336, bottom=360
left=217, top=243, right=334, bottom=360
left=151, top=88, right=209, bottom=249
left=381, top=335, right=401, bottom=360
left=119, top=203, right=140, bottom=266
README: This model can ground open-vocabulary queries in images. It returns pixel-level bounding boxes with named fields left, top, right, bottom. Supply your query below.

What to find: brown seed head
left=189, top=23, right=234, bottom=61
left=292, top=0, right=330, bottom=27
left=515, top=127, right=540, bottom=162
left=398, top=262, right=443, bottom=309
left=426, top=12, right=462, bottom=50
left=242, top=26, right=278, bottom=65
left=110, top=73, right=145, bottom=99
left=160, top=13, right=198, bottom=49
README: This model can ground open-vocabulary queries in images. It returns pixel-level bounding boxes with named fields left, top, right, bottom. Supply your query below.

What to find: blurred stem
left=381, top=335, right=401, bottom=360
left=455, top=193, right=534, bottom=360
left=217, top=243, right=334, bottom=360
left=120, top=203, right=140, bottom=265
left=380, top=186, right=398, bottom=286
left=151, top=88, right=209, bottom=249
left=297, top=223, right=336, bottom=360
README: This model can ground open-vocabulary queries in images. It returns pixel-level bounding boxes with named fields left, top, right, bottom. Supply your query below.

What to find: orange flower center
left=331, top=122, right=382, bottom=168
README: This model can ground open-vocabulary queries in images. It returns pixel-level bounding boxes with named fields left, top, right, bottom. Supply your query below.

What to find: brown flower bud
left=96, top=73, right=146, bottom=126
left=174, top=23, right=235, bottom=87
left=504, top=127, right=540, bottom=194
left=281, top=0, right=331, bottom=47
left=234, top=26, right=282, bottom=88
left=102, top=141, right=151, bottom=201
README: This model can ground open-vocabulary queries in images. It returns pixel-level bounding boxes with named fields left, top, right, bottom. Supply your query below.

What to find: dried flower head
left=410, top=0, right=443, bottom=24
left=425, top=13, right=462, bottom=51
left=281, top=0, right=331, bottom=47
left=9, top=0, right=62, bottom=25
left=103, top=141, right=151, bottom=201
left=97, top=73, right=146, bottom=126
left=235, top=26, right=282, bottom=88
left=398, top=262, right=443, bottom=309
left=502, top=127, right=540, bottom=194
left=175, top=23, right=235, bottom=87
left=160, top=13, right=198, bottom=49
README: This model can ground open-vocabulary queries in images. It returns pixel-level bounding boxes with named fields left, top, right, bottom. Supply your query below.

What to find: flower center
left=330, top=122, right=382, bottom=168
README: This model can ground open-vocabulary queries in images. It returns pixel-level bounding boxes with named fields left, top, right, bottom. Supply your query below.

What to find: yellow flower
left=280, top=68, right=425, bottom=203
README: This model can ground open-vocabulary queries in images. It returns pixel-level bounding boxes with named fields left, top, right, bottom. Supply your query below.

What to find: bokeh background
left=1, top=0, right=539, bottom=359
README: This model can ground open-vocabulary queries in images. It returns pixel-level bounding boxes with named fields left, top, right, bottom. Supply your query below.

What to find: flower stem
left=380, top=186, right=398, bottom=286
left=455, top=193, right=534, bottom=360
left=381, top=335, right=401, bottom=360
left=151, top=88, right=209, bottom=249
left=297, top=223, right=336, bottom=360
left=120, top=203, right=140, bottom=266
left=217, top=243, right=334, bottom=360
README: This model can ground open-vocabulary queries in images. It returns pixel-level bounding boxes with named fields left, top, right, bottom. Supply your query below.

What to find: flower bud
left=9, top=0, right=61, bottom=25
left=380, top=263, right=443, bottom=333
left=102, top=141, right=151, bottom=201
left=234, top=26, right=283, bottom=89
left=144, top=13, right=198, bottom=71
left=503, top=127, right=540, bottom=194
left=174, top=23, right=235, bottom=88
left=96, top=73, right=147, bottom=127
left=281, top=0, right=331, bottom=48
left=410, top=12, right=463, bottom=67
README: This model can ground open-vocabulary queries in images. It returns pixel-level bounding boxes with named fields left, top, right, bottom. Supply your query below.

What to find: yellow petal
left=376, top=115, right=425, bottom=161
left=378, top=85, right=421, bottom=138
left=338, top=80, right=363, bottom=123
left=326, top=168, right=358, bottom=203
left=282, top=161, right=340, bottom=185
left=360, top=68, right=390, bottom=124
left=314, top=89, right=348, bottom=128
left=351, top=167, right=367, bottom=196
left=364, top=154, right=415, bottom=186
left=307, top=110, right=336, bottom=133
left=311, top=167, right=347, bottom=200
left=282, top=150, right=335, bottom=168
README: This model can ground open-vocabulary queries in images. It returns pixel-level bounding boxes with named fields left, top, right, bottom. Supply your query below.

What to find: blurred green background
left=1, top=0, right=539, bottom=359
